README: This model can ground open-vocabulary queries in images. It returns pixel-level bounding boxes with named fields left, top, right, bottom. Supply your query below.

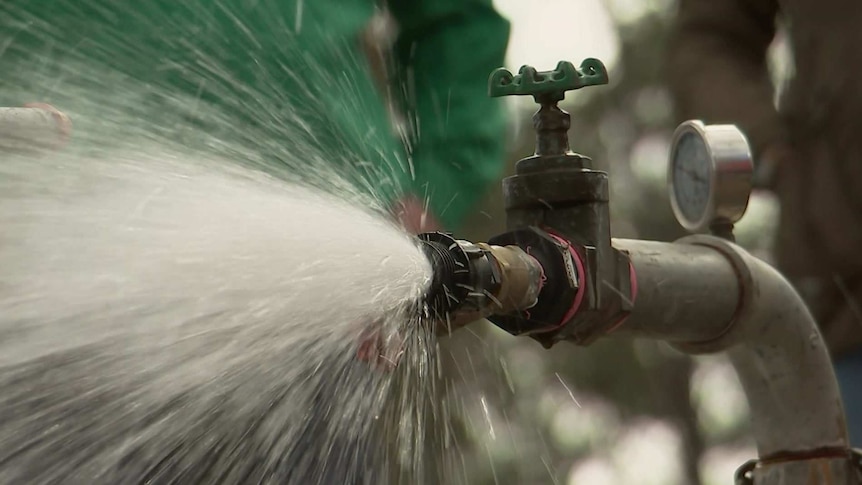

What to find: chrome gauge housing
left=667, top=120, right=754, bottom=233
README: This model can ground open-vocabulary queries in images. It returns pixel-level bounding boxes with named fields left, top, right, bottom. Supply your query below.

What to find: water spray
left=0, top=104, right=72, bottom=154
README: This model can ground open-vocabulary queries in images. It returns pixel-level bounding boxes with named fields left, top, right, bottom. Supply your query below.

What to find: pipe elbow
left=674, top=236, right=849, bottom=457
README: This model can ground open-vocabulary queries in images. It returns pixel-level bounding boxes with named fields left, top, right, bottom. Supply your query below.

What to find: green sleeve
left=388, top=0, right=511, bottom=231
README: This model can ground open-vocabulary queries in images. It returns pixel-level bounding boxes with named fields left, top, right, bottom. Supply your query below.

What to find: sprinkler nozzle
left=357, top=230, right=576, bottom=371
left=417, top=232, right=543, bottom=330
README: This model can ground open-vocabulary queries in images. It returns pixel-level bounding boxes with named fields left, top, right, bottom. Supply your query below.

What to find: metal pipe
left=613, top=235, right=854, bottom=484
left=748, top=456, right=859, bottom=485
left=420, top=229, right=855, bottom=480
left=611, top=238, right=739, bottom=343
left=483, top=56, right=853, bottom=482
left=0, top=104, right=72, bottom=154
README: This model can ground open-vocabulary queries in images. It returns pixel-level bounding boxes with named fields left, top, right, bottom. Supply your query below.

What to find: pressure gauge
left=667, top=120, right=754, bottom=233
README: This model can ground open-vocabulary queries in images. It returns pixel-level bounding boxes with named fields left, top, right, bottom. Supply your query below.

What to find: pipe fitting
left=417, top=232, right=543, bottom=325
left=477, top=242, right=543, bottom=313
left=607, top=236, right=853, bottom=482
left=486, top=227, right=582, bottom=338
left=479, top=56, right=855, bottom=484
left=674, top=236, right=849, bottom=458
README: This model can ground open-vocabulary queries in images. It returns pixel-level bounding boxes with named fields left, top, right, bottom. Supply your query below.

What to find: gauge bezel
left=667, top=120, right=754, bottom=233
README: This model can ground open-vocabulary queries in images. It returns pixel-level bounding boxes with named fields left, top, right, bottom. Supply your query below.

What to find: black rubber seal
left=417, top=233, right=471, bottom=317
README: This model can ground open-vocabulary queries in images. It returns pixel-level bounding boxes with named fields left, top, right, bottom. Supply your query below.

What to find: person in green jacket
left=1, top=0, right=511, bottom=233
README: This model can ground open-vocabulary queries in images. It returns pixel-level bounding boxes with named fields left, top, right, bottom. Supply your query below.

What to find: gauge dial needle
left=679, top=166, right=707, bottom=183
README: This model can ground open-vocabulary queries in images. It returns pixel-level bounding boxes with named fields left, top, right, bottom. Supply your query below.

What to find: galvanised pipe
left=611, top=235, right=854, bottom=484
left=610, top=238, right=739, bottom=343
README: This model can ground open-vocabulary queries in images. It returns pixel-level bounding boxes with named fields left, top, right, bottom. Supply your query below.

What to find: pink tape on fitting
left=539, top=231, right=586, bottom=333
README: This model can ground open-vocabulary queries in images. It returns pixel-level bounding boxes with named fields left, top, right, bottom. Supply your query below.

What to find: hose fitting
left=418, top=227, right=591, bottom=342
left=417, top=232, right=543, bottom=323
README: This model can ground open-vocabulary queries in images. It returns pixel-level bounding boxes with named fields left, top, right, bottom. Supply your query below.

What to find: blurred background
left=420, top=1, right=791, bottom=483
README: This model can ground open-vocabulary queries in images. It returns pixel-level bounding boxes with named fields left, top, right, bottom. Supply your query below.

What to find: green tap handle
left=488, top=58, right=609, bottom=102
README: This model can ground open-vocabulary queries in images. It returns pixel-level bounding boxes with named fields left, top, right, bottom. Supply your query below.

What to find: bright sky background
left=493, top=0, right=677, bottom=71
left=493, top=0, right=621, bottom=72
left=490, top=0, right=674, bottom=111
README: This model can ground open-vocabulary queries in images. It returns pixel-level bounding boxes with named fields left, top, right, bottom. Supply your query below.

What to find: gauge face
left=668, top=121, right=754, bottom=233
left=671, top=131, right=713, bottom=226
